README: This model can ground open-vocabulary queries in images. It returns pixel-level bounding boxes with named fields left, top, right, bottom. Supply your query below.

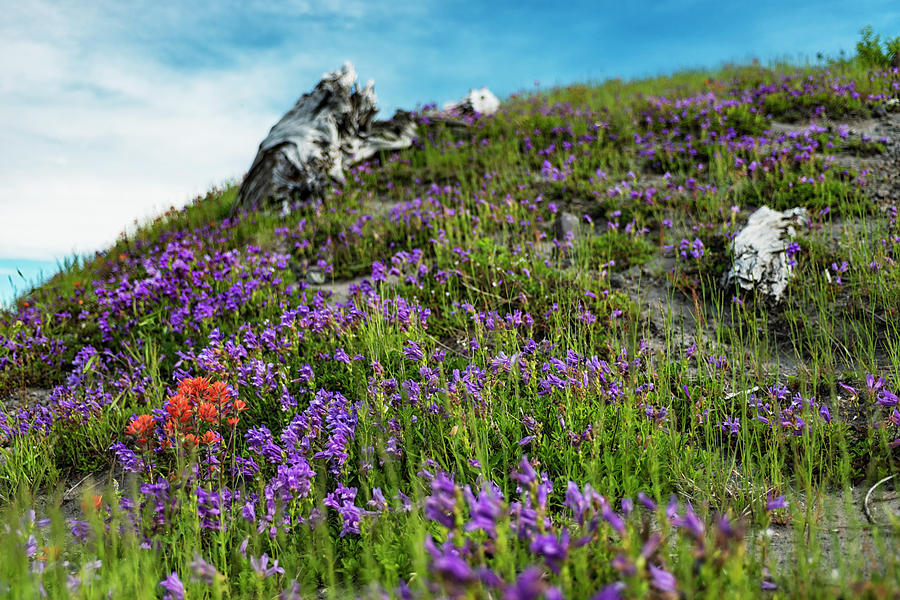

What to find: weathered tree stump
left=232, top=63, right=417, bottom=214
left=232, top=62, right=500, bottom=215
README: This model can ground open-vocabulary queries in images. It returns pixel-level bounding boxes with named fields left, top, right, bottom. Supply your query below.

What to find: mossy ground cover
left=2, top=47, right=900, bottom=599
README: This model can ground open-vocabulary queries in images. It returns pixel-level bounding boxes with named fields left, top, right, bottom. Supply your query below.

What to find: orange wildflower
left=200, top=430, right=222, bottom=445
left=39, top=545, right=60, bottom=562
left=204, top=381, right=231, bottom=405
left=183, top=433, right=198, bottom=449
left=81, top=494, right=103, bottom=513
left=179, top=377, right=210, bottom=399
left=227, top=416, right=240, bottom=428
left=165, top=394, right=193, bottom=424
left=125, top=414, right=155, bottom=443
left=233, top=399, right=248, bottom=412
left=197, top=402, right=218, bottom=423
left=163, top=419, right=179, bottom=437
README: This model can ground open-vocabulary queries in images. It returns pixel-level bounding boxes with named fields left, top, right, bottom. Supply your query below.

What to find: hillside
left=2, top=56, right=900, bottom=598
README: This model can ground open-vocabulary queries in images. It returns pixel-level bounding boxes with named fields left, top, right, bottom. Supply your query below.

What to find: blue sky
left=1, top=0, right=899, bottom=304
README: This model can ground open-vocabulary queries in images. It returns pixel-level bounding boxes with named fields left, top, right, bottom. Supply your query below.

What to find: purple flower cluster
left=413, top=455, right=749, bottom=599
left=748, top=384, right=832, bottom=434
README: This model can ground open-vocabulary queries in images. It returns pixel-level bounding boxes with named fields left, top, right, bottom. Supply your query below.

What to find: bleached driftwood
left=722, top=206, right=807, bottom=301
left=233, top=62, right=417, bottom=213
left=233, top=63, right=502, bottom=214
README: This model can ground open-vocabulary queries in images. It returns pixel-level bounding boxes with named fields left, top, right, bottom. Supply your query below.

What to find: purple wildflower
left=332, top=348, right=351, bottom=364
left=323, top=484, right=365, bottom=537
left=766, top=494, right=788, bottom=511
left=600, top=500, right=626, bottom=536
left=512, top=455, right=537, bottom=487
left=593, top=582, right=625, bottom=600
left=403, top=340, right=425, bottom=361
left=877, top=389, right=899, bottom=408
left=425, top=535, right=476, bottom=589
left=159, top=572, right=185, bottom=600
left=671, top=502, right=705, bottom=540
left=529, top=531, right=569, bottom=573
left=250, top=553, right=285, bottom=578
left=424, top=472, right=458, bottom=529
left=464, top=486, right=503, bottom=537
left=504, top=567, right=544, bottom=600
left=649, top=564, right=677, bottom=593
left=637, top=491, right=657, bottom=511
left=189, top=553, right=220, bottom=585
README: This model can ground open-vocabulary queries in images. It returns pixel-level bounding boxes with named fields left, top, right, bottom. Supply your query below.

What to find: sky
left=1, top=0, right=899, bottom=304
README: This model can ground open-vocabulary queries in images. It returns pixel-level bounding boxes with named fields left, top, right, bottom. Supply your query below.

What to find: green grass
left=2, top=35, right=900, bottom=598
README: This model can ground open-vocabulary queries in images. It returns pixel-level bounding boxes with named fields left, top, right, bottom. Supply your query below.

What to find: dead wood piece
left=233, top=63, right=501, bottom=215
left=233, top=62, right=417, bottom=214
left=864, top=474, right=897, bottom=525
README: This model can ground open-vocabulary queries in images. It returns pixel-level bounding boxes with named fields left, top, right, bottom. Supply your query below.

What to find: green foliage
left=856, top=25, right=900, bottom=68
left=0, top=433, right=60, bottom=502
left=581, top=230, right=655, bottom=271
left=4, top=50, right=900, bottom=599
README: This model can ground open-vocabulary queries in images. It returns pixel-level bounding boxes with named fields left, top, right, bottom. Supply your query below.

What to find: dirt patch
left=758, top=485, right=900, bottom=577
left=0, top=387, right=52, bottom=413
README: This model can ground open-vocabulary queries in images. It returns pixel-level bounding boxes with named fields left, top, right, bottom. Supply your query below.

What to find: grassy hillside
left=2, top=48, right=900, bottom=598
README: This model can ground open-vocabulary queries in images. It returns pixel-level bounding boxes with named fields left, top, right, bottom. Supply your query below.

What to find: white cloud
left=0, top=1, right=384, bottom=260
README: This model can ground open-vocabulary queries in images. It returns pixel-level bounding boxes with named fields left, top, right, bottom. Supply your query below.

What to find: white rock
left=722, top=206, right=807, bottom=301
left=443, top=87, right=500, bottom=116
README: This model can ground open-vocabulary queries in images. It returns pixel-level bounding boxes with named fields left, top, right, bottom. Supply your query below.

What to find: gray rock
left=0, top=387, right=51, bottom=414
left=625, top=265, right=642, bottom=279
left=553, top=212, right=584, bottom=240
left=722, top=206, right=807, bottom=301
left=874, top=104, right=889, bottom=119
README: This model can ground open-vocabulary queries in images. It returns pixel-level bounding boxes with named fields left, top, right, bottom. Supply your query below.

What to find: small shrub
left=855, top=25, right=900, bottom=68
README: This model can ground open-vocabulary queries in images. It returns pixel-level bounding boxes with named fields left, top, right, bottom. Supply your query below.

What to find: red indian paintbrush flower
left=125, top=414, right=156, bottom=443
left=200, top=430, right=222, bottom=445
left=204, top=381, right=231, bottom=405
left=126, top=378, right=243, bottom=455
left=81, top=494, right=103, bottom=514
left=166, top=395, right=194, bottom=424
left=197, top=402, right=218, bottom=423
left=179, top=377, right=210, bottom=401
